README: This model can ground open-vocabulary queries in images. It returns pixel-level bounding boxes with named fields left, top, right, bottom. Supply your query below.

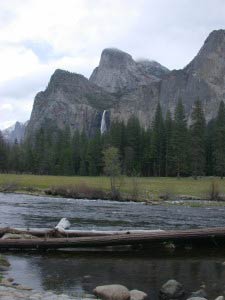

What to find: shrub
left=45, top=183, right=108, bottom=200
left=208, top=181, right=223, bottom=201
left=0, top=181, right=19, bottom=192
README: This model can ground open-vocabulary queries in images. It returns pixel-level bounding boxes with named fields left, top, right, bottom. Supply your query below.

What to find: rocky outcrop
left=26, top=69, right=115, bottom=137
left=26, top=29, right=225, bottom=137
left=137, top=60, right=170, bottom=79
left=89, top=48, right=160, bottom=94
left=3, top=121, right=28, bottom=143
left=159, top=29, right=225, bottom=121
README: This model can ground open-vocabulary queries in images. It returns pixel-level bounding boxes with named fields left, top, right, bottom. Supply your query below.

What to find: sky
left=0, top=0, right=225, bottom=130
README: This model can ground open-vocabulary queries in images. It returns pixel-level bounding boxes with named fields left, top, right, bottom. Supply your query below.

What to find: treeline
left=1, top=99, right=225, bottom=178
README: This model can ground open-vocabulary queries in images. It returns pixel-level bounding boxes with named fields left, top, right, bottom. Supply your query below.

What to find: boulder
left=160, top=279, right=185, bottom=299
left=93, top=284, right=130, bottom=300
left=190, top=289, right=207, bottom=299
left=130, top=289, right=147, bottom=300
left=215, top=297, right=224, bottom=300
left=187, top=298, right=207, bottom=300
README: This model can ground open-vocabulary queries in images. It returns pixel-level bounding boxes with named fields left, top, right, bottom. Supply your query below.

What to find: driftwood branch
left=0, top=227, right=163, bottom=238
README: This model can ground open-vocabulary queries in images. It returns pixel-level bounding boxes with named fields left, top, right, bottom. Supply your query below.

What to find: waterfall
left=100, top=110, right=107, bottom=134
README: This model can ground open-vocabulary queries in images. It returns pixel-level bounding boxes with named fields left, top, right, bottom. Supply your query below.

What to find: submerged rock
left=93, top=284, right=130, bottom=300
left=130, top=289, right=147, bottom=300
left=160, top=279, right=185, bottom=299
left=187, top=297, right=207, bottom=300
left=215, top=297, right=224, bottom=300
left=190, top=289, right=207, bottom=299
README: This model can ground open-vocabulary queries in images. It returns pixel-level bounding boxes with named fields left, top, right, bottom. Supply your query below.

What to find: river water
left=1, top=193, right=225, bottom=299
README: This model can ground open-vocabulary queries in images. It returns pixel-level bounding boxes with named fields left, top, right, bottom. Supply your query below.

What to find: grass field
left=0, top=174, right=225, bottom=201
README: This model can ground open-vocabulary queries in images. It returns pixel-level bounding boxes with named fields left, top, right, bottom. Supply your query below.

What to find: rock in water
left=93, top=284, right=130, bottom=300
left=215, top=297, right=224, bottom=300
left=55, top=218, right=71, bottom=230
left=130, top=289, right=147, bottom=300
left=187, top=297, right=208, bottom=300
left=190, top=289, right=207, bottom=299
left=160, top=279, right=185, bottom=299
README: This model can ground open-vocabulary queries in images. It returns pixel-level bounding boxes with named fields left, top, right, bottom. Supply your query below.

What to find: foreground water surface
left=1, top=193, right=225, bottom=299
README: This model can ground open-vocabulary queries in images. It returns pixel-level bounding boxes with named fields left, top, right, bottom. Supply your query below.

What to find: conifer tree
left=125, top=115, right=142, bottom=174
left=141, top=127, right=152, bottom=176
left=190, top=99, right=206, bottom=178
left=165, top=110, right=174, bottom=176
left=172, top=98, right=189, bottom=177
left=151, top=103, right=165, bottom=176
left=0, top=131, right=8, bottom=173
left=78, top=131, right=88, bottom=176
left=213, top=101, right=225, bottom=178
left=87, top=132, right=103, bottom=175
left=205, top=119, right=215, bottom=175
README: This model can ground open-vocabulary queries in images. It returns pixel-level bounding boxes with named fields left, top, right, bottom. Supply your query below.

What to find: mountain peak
left=3, top=121, right=28, bottom=143
left=199, top=29, right=225, bottom=55
left=185, top=29, right=225, bottom=79
left=99, top=48, right=134, bottom=69
left=89, top=48, right=159, bottom=93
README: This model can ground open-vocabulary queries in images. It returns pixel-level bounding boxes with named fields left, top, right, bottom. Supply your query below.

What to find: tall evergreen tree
left=124, top=116, right=142, bottom=174
left=141, top=127, right=152, bottom=176
left=151, top=103, right=165, bottom=176
left=87, top=132, right=103, bottom=175
left=172, top=98, right=189, bottom=177
left=213, top=101, right=225, bottom=178
left=205, top=119, right=215, bottom=175
left=78, top=131, right=88, bottom=176
left=165, top=110, right=174, bottom=176
left=0, top=131, right=8, bottom=173
left=190, top=99, right=206, bottom=178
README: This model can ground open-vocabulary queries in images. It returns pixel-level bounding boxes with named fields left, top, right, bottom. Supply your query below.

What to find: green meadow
left=0, top=174, right=225, bottom=201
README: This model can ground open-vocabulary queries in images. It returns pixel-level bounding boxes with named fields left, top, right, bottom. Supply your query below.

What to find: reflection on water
left=1, top=193, right=225, bottom=299
left=5, top=250, right=225, bottom=300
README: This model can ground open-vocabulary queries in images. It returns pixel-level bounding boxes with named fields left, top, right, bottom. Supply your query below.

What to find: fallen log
left=0, top=227, right=163, bottom=238
left=0, top=227, right=225, bottom=250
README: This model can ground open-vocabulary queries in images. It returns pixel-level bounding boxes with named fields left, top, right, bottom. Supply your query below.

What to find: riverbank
left=0, top=174, right=225, bottom=203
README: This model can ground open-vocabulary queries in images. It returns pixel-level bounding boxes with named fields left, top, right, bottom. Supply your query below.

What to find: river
left=1, top=192, right=225, bottom=299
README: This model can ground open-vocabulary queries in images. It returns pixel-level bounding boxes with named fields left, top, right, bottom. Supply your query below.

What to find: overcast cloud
left=0, top=0, right=225, bottom=129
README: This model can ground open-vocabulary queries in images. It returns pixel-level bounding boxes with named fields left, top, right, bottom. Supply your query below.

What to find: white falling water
left=100, top=110, right=107, bottom=134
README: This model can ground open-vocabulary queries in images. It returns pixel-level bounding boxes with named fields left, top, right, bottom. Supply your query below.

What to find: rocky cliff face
left=27, top=69, right=116, bottom=137
left=26, top=29, right=225, bottom=137
left=136, top=60, right=170, bottom=79
left=89, top=48, right=160, bottom=94
left=159, top=29, right=225, bottom=121
left=3, top=121, right=28, bottom=143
